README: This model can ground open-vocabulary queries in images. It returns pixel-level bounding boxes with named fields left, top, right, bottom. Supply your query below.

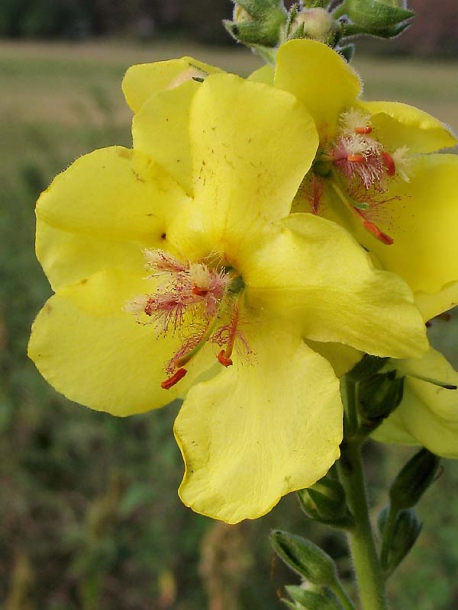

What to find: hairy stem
left=338, top=441, right=388, bottom=610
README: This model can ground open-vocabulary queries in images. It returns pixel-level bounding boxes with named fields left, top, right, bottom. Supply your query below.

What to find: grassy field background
left=1, top=39, right=458, bottom=609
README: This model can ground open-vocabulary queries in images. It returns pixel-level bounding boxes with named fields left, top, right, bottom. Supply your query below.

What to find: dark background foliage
left=0, top=0, right=458, bottom=55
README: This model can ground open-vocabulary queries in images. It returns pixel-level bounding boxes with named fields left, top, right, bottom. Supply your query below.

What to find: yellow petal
left=304, top=340, right=363, bottom=378
left=36, top=147, right=189, bottom=288
left=167, top=73, right=318, bottom=261
left=174, top=316, right=342, bottom=523
left=415, top=281, right=458, bottom=323
left=246, top=213, right=428, bottom=359
left=373, top=348, right=458, bottom=458
left=36, top=218, right=146, bottom=292
left=275, top=39, right=361, bottom=138
left=122, top=57, right=220, bottom=112
left=133, top=79, right=200, bottom=196
left=248, top=64, right=275, bottom=85
left=28, top=270, right=214, bottom=415
left=371, top=410, right=418, bottom=446
left=360, top=100, right=457, bottom=153
left=348, top=154, right=458, bottom=307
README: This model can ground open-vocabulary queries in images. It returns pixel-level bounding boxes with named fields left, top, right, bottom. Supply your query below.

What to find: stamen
left=161, top=367, right=188, bottom=390
left=406, top=372, right=457, bottom=390
left=354, top=208, right=394, bottom=245
left=127, top=249, right=251, bottom=388
left=355, top=126, right=373, bottom=135
left=382, top=152, right=396, bottom=177
left=217, top=350, right=233, bottom=367
left=329, top=180, right=394, bottom=245
left=347, top=154, right=366, bottom=163
left=361, top=219, right=394, bottom=245
left=192, top=287, right=209, bottom=297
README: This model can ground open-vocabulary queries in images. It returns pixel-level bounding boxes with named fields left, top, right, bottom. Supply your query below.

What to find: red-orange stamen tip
left=354, top=126, right=372, bottom=134
left=347, top=154, right=366, bottom=163
left=217, top=350, right=233, bottom=367
left=382, top=152, right=396, bottom=176
left=363, top=220, right=394, bottom=245
left=192, top=286, right=208, bottom=297
left=161, top=367, right=188, bottom=390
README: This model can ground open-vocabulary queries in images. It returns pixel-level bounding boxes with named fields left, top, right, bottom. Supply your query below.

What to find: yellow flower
left=265, top=39, right=458, bottom=321
left=372, top=348, right=458, bottom=458
left=29, top=73, right=427, bottom=523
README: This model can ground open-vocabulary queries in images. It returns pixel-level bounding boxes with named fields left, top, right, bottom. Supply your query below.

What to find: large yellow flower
left=263, top=39, right=458, bottom=322
left=29, top=73, right=427, bottom=523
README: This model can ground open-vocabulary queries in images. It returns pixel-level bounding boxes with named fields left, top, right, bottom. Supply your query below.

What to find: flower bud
left=379, top=508, right=422, bottom=574
left=336, top=0, right=414, bottom=39
left=348, top=354, right=387, bottom=381
left=271, top=530, right=338, bottom=586
left=285, top=585, right=344, bottom=610
left=389, top=448, right=440, bottom=510
left=358, top=370, right=404, bottom=422
left=298, top=477, right=353, bottom=529
left=225, top=0, right=287, bottom=47
left=290, top=8, right=339, bottom=44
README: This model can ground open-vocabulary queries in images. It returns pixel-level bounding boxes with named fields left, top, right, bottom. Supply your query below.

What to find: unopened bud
left=298, top=477, right=353, bottom=529
left=358, top=370, right=404, bottom=422
left=271, top=531, right=338, bottom=586
left=225, top=0, right=287, bottom=47
left=348, top=354, right=387, bottom=381
left=290, top=8, right=339, bottom=44
left=389, top=448, right=440, bottom=510
left=379, top=508, right=422, bottom=574
left=336, top=0, right=414, bottom=39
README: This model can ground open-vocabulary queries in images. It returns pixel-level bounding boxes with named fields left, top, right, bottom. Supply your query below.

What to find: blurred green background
left=1, top=1, right=458, bottom=609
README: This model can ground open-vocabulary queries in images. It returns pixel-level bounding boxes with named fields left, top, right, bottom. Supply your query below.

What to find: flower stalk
left=337, top=376, right=388, bottom=610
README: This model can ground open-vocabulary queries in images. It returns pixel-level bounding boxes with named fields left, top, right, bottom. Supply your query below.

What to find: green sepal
left=337, top=43, right=355, bottom=62
left=224, top=18, right=283, bottom=47
left=302, top=0, right=331, bottom=8
left=271, top=530, right=338, bottom=586
left=378, top=507, right=422, bottom=576
left=341, top=19, right=411, bottom=39
left=298, top=477, right=354, bottom=529
left=389, top=448, right=440, bottom=510
left=235, top=0, right=284, bottom=19
left=289, top=22, right=306, bottom=40
left=225, top=0, right=287, bottom=47
left=285, top=585, right=345, bottom=610
left=347, top=354, right=387, bottom=382
left=335, top=0, right=414, bottom=38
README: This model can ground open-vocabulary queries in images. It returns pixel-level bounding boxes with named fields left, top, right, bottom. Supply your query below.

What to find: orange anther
left=363, top=220, right=394, bottom=245
left=192, top=286, right=209, bottom=297
left=347, top=154, right=366, bottom=163
left=382, top=152, right=396, bottom=176
left=161, top=367, right=188, bottom=390
left=354, top=126, right=372, bottom=134
left=217, top=350, right=233, bottom=367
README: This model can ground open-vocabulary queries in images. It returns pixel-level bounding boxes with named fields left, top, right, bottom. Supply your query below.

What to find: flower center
left=125, top=249, right=248, bottom=389
left=310, top=109, right=412, bottom=245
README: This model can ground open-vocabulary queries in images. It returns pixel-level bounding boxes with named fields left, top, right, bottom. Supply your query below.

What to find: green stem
left=338, top=442, right=388, bottom=610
